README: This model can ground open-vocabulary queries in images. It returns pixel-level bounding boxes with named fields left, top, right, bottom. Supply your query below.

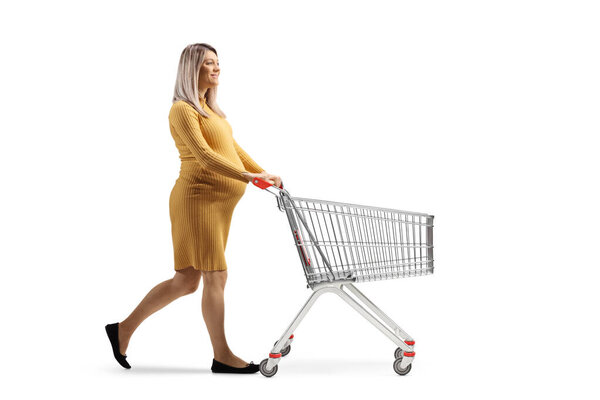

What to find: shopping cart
left=251, top=177, right=434, bottom=377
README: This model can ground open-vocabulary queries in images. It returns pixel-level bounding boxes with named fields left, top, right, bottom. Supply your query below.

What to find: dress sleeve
left=232, top=137, right=265, bottom=174
left=169, top=102, right=249, bottom=183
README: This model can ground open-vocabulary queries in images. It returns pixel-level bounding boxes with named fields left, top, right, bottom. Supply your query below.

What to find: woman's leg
left=202, top=270, right=249, bottom=367
left=117, top=266, right=202, bottom=355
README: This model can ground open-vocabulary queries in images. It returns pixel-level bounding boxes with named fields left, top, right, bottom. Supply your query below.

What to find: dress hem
left=174, top=264, right=227, bottom=272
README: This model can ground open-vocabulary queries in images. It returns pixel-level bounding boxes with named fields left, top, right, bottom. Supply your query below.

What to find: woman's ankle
left=214, top=353, right=247, bottom=367
left=118, top=320, right=135, bottom=336
left=117, top=321, right=134, bottom=354
left=213, top=347, right=235, bottom=359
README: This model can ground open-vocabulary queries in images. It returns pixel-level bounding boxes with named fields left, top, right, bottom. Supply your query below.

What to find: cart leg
left=344, top=283, right=415, bottom=346
left=264, top=286, right=332, bottom=371
left=332, top=285, right=414, bottom=355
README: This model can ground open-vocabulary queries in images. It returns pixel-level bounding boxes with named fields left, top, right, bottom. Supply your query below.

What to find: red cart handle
left=251, top=177, right=284, bottom=190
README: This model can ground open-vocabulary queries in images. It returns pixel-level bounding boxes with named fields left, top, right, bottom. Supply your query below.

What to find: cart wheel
left=273, top=341, right=291, bottom=357
left=393, top=358, right=412, bottom=375
left=394, top=347, right=403, bottom=360
left=259, top=358, right=278, bottom=377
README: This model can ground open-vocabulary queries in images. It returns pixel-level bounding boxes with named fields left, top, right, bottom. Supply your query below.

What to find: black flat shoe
left=211, top=359, right=259, bottom=374
left=105, top=323, right=131, bottom=369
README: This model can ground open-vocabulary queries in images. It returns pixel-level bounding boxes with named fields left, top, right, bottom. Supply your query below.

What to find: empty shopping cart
left=251, top=177, right=434, bottom=377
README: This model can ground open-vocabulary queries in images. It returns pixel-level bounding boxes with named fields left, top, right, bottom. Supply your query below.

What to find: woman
left=105, top=43, right=282, bottom=374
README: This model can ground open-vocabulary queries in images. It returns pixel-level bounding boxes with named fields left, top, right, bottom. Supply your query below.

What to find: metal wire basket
left=277, top=194, right=434, bottom=286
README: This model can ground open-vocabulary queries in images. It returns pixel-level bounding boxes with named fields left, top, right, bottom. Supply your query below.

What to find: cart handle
left=251, top=177, right=284, bottom=190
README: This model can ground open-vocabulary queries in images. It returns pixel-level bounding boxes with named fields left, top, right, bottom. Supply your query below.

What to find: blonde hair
left=172, top=43, right=226, bottom=118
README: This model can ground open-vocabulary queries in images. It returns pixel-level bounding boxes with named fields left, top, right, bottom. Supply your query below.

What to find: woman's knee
left=202, top=270, right=227, bottom=290
left=173, top=266, right=202, bottom=294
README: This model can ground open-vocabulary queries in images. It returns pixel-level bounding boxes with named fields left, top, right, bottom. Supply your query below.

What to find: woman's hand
left=242, top=171, right=282, bottom=188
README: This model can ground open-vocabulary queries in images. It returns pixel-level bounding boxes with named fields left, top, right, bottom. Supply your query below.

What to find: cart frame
left=251, top=178, right=434, bottom=377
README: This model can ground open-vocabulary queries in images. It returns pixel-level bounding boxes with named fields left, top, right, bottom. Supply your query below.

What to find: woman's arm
left=169, top=102, right=249, bottom=183
left=232, top=137, right=265, bottom=174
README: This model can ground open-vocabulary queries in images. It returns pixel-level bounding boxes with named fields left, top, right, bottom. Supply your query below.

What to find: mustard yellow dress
left=168, top=98, right=264, bottom=271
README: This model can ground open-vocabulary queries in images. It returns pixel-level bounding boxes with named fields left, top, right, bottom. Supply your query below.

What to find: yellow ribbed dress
left=168, top=98, right=264, bottom=271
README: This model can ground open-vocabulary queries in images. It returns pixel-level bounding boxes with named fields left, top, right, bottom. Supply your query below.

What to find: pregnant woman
left=105, top=43, right=282, bottom=374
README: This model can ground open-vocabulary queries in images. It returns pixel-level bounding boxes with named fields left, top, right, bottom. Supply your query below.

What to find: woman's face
left=198, top=51, right=220, bottom=89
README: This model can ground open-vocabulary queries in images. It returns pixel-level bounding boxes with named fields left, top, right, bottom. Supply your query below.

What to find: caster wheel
left=394, top=347, right=403, bottom=359
left=274, top=341, right=291, bottom=357
left=260, top=359, right=278, bottom=377
left=393, top=358, right=412, bottom=375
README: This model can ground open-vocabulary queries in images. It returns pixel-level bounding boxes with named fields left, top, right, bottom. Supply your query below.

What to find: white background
left=1, top=0, right=598, bottom=398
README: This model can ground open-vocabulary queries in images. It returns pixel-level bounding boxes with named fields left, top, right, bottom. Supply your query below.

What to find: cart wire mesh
left=277, top=193, right=434, bottom=286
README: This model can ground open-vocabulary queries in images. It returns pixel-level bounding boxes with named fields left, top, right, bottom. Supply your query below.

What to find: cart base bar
left=262, top=281, right=416, bottom=374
